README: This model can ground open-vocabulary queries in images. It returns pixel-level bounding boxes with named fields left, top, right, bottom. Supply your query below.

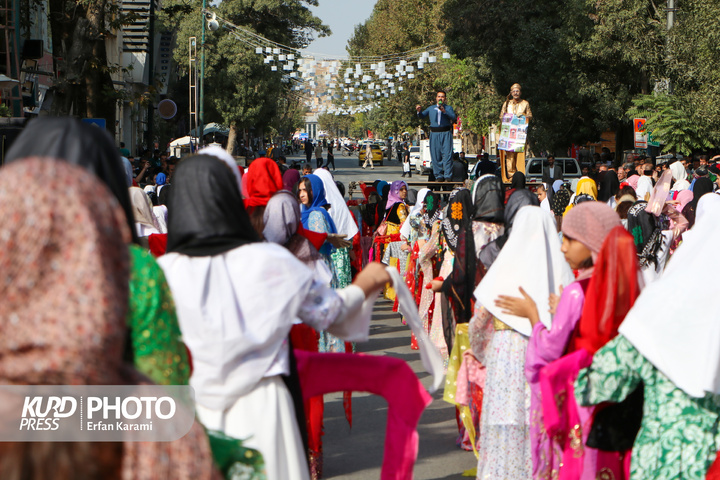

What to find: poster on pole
left=498, top=113, right=528, bottom=153
left=633, top=118, right=648, bottom=149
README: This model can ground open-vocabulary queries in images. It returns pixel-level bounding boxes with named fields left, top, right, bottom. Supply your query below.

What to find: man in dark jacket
left=450, top=152, right=468, bottom=183
left=542, top=155, right=563, bottom=184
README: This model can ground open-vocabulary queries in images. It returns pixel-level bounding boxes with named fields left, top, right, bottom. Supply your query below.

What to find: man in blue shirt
left=416, top=90, right=456, bottom=181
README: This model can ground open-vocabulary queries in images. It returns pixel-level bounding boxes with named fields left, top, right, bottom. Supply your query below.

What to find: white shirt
left=159, top=243, right=367, bottom=410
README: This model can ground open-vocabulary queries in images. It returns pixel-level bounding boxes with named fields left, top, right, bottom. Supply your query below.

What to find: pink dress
left=525, top=280, right=588, bottom=479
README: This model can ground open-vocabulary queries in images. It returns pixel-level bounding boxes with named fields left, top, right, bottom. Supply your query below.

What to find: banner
left=498, top=113, right=528, bottom=153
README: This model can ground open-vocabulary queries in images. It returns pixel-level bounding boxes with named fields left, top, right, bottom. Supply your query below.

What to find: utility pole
left=667, top=0, right=675, bottom=94
left=199, top=0, right=207, bottom=146
left=147, top=0, right=155, bottom=151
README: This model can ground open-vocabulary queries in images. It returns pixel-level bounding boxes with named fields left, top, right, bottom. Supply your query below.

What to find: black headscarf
left=597, top=171, right=620, bottom=203
left=472, top=175, right=504, bottom=223
left=423, top=192, right=442, bottom=226
left=166, top=155, right=259, bottom=256
left=479, top=189, right=539, bottom=268
left=510, top=171, right=526, bottom=190
left=5, top=117, right=139, bottom=244
left=626, top=201, right=663, bottom=269
left=440, top=189, right=476, bottom=357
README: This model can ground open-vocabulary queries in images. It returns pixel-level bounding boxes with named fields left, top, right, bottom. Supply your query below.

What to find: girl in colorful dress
left=473, top=192, right=571, bottom=480
left=575, top=193, right=720, bottom=480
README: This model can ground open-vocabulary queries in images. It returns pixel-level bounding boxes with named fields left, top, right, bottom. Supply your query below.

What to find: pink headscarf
left=675, top=190, right=694, bottom=212
left=626, top=174, right=640, bottom=191
left=561, top=202, right=622, bottom=262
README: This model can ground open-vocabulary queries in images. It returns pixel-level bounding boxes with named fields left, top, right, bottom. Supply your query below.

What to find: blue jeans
left=430, top=130, right=453, bottom=179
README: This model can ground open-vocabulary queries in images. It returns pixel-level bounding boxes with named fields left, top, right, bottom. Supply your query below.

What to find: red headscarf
left=571, top=226, right=641, bottom=354
left=242, top=157, right=283, bottom=211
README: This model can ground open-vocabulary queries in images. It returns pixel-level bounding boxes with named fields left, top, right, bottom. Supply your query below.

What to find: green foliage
left=627, top=94, right=712, bottom=155
left=162, top=0, right=328, bottom=134
left=343, top=0, right=498, bottom=141
left=440, top=0, right=720, bottom=153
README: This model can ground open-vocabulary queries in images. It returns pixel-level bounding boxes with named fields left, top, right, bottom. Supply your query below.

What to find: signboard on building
left=82, top=118, right=106, bottom=130
left=633, top=118, right=648, bottom=149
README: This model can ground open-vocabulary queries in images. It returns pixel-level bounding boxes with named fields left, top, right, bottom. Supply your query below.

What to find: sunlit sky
left=301, top=0, right=375, bottom=58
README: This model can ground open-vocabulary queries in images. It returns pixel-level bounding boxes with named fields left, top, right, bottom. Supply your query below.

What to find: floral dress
left=576, top=335, right=720, bottom=480
left=475, top=308, right=533, bottom=480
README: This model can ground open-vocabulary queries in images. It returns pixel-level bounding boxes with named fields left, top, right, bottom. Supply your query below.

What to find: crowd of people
left=3, top=115, right=720, bottom=480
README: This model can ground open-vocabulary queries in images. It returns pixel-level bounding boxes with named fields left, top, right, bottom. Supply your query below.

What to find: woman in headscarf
left=380, top=180, right=409, bottom=304
left=442, top=175, right=505, bottom=453
left=473, top=204, right=573, bottom=479
left=501, top=203, right=634, bottom=479
left=416, top=192, right=444, bottom=358
left=629, top=169, right=690, bottom=284
left=682, top=177, right=714, bottom=229
left=159, top=155, right=391, bottom=480
left=130, top=186, right=165, bottom=237
left=283, top=168, right=302, bottom=192
left=551, top=180, right=571, bottom=231
left=670, top=160, right=690, bottom=192
left=564, top=177, right=598, bottom=216
left=505, top=171, right=527, bottom=203
left=597, top=170, right=620, bottom=205
left=0, top=158, right=219, bottom=480
left=314, top=168, right=359, bottom=289
left=263, top=190, right=327, bottom=479
left=243, top=157, right=284, bottom=236
left=400, top=188, right=431, bottom=349
left=5, top=117, right=189, bottom=387
left=575, top=194, right=720, bottom=480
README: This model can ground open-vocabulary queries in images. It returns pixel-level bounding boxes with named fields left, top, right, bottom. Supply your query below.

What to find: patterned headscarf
left=0, top=157, right=223, bottom=479
left=422, top=192, right=442, bottom=226
left=0, top=158, right=131, bottom=385
left=441, top=189, right=477, bottom=329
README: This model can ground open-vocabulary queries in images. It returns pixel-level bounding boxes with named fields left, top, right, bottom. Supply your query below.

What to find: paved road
left=284, top=151, right=423, bottom=197
left=278, top=152, right=477, bottom=478
left=321, top=298, right=477, bottom=480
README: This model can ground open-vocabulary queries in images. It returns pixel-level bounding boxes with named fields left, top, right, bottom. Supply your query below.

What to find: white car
left=409, top=146, right=421, bottom=171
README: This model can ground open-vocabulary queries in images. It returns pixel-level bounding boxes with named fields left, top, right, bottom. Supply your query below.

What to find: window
left=527, top=160, right=542, bottom=174
left=563, top=159, right=579, bottom=175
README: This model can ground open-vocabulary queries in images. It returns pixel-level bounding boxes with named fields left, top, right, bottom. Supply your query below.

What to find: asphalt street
left=281, top=150, right=478, bottom=479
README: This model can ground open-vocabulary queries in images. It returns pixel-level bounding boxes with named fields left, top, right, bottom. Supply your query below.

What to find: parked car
left=525, top=157, right=581, bottom=183
left=409, top=146, right=421, bottom=171
left=358, top=142, right=384, bottom=166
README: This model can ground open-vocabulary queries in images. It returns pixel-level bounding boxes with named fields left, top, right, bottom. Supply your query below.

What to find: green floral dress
left=575, top=335, right=720, bottom=479
left=128, top=245, right=191, bottom=385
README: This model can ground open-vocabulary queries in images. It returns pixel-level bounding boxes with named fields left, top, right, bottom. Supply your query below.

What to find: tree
left=39, top=0, right=128, bottom=129
left=627, top=94, right=711, bottom=155
left=163, top=0, right=329, bottom=152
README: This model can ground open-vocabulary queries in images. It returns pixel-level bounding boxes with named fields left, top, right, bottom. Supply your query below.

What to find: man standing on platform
left=416, top=90, right=456, bottom=182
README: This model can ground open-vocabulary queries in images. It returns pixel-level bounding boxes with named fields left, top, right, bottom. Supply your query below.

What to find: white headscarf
left=619, top=194, right=720, bottom=397
left=474, top=206, right=574, bottom=336
left=399, top=188, right=430, bottom=239
left=313, top=168, right=359, bottom=239
left=199, top=145, right=243, bottom=196
left=129, top=186, right=162, bottom=232
left=670, top=161, right=690, bottom=191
